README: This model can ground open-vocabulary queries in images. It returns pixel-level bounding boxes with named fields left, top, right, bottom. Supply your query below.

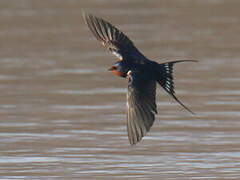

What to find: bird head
left=108, top=61, right=128, bottom=78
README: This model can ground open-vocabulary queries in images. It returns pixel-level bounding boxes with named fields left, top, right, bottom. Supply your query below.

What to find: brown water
left=1, top=0, right=240, bottom=179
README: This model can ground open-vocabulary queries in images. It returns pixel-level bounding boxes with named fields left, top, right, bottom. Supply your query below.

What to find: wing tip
left=82, top=11, right=94, bottom=20
left=82, top=12, right=104, bottom=27
left=82, top=12, right=96, bottom=28
left=83, top=12, right=106, bottom=42
left=128, top=137, right=142, bottom=145
left=82, top=11, right=90, bottom=24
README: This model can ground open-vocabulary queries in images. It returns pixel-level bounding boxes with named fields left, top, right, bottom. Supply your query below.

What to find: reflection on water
left=1, top=0, right=240, bottom=179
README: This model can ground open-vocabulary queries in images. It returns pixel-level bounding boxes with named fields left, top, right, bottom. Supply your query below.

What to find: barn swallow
left=83, top=13, right=196, bottom=145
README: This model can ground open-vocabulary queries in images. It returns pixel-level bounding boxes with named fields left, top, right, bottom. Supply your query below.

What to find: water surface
left=1, top=0, right=240, bottom=179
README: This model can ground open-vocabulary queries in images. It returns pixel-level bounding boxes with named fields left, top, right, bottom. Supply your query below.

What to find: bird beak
left=108, top=66, right=114, bottom=71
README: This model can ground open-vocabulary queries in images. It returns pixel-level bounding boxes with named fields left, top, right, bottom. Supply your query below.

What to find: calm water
left=1, top=0, right=240, bottom=179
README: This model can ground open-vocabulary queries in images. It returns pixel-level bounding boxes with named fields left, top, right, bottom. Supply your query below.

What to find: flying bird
left=83, top=13, right=196, bottom=145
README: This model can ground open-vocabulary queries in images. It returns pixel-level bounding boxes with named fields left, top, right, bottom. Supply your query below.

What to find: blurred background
left=1, top=0, right=240, bottom=179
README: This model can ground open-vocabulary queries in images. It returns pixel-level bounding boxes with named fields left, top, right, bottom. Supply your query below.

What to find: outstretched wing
left=127, top=71, right=157, bottom=145
left=83, top=13, right=146, bottom=63
left=157, top=60, right=197, bottom=114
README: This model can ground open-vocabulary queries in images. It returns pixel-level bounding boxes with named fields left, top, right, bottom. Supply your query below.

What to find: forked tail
left=157, top=60, right=197, bottom=114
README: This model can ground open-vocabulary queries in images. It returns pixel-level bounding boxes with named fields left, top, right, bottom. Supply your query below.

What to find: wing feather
left=83, top=13, right=146, bottom=63
left=127, top=71, right=157, bottom=145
